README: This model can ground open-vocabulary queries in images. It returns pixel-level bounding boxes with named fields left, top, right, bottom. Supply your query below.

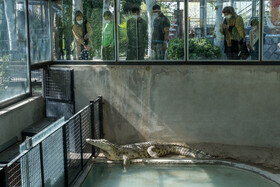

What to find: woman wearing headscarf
left=247, top=19, right=260, bottom=60
left=220, top=6, right=246, bottom=60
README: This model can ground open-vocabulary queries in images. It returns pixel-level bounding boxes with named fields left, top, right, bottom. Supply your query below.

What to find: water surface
left=82, top=164, right=278, bottom=187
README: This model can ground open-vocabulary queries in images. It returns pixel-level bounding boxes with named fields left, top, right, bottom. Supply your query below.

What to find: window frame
left=46, top=0, right=280, bottom=65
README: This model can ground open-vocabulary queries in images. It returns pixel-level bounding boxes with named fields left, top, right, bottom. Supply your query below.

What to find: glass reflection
left=0, top=0, right=29, bottom=103
left=28, top=0, right=51, bottom=64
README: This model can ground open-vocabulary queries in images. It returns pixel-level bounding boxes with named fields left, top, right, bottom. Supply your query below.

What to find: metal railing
left=0, top=96, right=103, bottom=187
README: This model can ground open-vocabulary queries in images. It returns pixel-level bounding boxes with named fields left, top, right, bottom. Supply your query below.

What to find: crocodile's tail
left=147, top=145, right=211, bottom=159
left=174, top=146, right=211, bottom=159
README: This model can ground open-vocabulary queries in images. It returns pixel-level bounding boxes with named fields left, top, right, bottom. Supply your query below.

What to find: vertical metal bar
left=98, top=96, right=104, bottom=138
left=0, top=165, right=8, bottom=187
left=49, top=0, right=54, bottom=61
left=70, top=69, right=75, bottom=113
left=79, top=113, right=83, bottom=170
left=43, top=68, right=46, bottom=98
left=40, top=0, right=43, bottom=25
left=39, top=143, right=45, bottom=187
left=259, top=0, right=263, bottom=61
left=43, top=68, right=48, bottom=116
left=114, top=0, right=118, bottom=64
left=62, top=125, right=69, bottom=187
left=185, top=0, right=188, bottom=62
left=90, top=100, right=95, bottom=156
left=3, top=166, right=8, bottom=187
left=25, top=0, right=32, bottom=95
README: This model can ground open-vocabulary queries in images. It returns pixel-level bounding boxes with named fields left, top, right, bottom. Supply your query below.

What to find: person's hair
left=104, top=11, right=112, bottom=18
left=222, top=6, right=235, bottom=14
left=74, top=10, right=83, bottom=19
left=131, top=7, right=140, bottom=13
left=152, top=4, right=161, bottom=11
left=250, top=19, right=259, bottom=26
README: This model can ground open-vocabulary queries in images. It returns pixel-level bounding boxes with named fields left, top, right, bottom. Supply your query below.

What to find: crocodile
left=86, top=139, right=211, bottom=165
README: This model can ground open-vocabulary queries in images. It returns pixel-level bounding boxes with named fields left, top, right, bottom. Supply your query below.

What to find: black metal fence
left=0, top=96, right=103, bottom=187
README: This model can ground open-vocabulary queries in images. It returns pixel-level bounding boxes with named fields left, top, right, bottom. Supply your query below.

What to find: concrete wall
left=0, top=97, right=45, bottom=147
left=70, top=65, right=280, bottom=149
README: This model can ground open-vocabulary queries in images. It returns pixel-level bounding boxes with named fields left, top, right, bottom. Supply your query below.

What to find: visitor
left=220, top=6, right=246, bottom=60
left=247, top=19, right=260, bottom=60
left=102, top=11, right=115, bottom=60
left=72, top=11, right=91, bottom=60
left=151, top=4, right=170, bottom=60
left=127, top=7, right=147, bottom=60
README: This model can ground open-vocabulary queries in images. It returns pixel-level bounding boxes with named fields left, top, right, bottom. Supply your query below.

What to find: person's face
left=76, top=16, right=83, bottom=24
left=133, top=10, right=140, bottom=16
left=152, top=9, right=160, bottom=16
left=132, top=11, right=140, bottom=18
left=252, top=25, right=258, bottom=31
left=223, top=13, right=232, bottom=19
left=76, top=16, right=83, bottom=22
left=104, top=16, right=111, bottom=21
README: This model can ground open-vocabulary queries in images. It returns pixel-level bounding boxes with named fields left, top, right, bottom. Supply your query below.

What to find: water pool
left=81, top=164, right=279, bottom=187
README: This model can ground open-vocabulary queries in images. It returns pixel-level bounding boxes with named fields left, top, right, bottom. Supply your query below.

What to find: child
left=101, top=11, right=115, bottom=60
left=247, top=19, right=260, bottom=60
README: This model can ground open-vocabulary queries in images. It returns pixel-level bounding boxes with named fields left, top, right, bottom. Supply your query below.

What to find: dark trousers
left=126, top=46, right=145, bottom=60
left=102, top=46, right=114, bottom=60
left=225, top=40, right=240, bottom=60
left=226, top=51, right=240, bottom=60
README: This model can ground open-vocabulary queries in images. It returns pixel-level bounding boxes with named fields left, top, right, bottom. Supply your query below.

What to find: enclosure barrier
left=0, top=96, right=103, bottom=187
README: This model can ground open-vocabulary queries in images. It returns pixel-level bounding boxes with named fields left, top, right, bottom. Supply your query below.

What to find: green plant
left=0, top=55, right=11, bottom=92
left=167, top=38, right=185, bottom=60
left=189, top=38, right=221, bottom=60
left=88, top=8, right=103, bottom=57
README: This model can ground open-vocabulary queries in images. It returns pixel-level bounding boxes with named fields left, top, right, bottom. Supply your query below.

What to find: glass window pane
left=188, top=0, right=260, bottom=61
left=52, top=0, right=115, bottom=61
left=0, top=0, right=30, bottom=103
left=118, top=0, right=185, bottom=61
left=263, top=0, right=280, bottom=60
left=29, top=0, right=51, bottom=64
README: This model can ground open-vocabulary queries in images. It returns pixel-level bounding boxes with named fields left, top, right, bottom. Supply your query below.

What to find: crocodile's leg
left=147, top=146, right=160, bottom=158
left=123, top=155, right=130, bottom=166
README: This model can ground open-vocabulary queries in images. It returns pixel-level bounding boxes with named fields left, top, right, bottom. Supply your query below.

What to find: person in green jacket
left=102, top=11, right=115, bottom=60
